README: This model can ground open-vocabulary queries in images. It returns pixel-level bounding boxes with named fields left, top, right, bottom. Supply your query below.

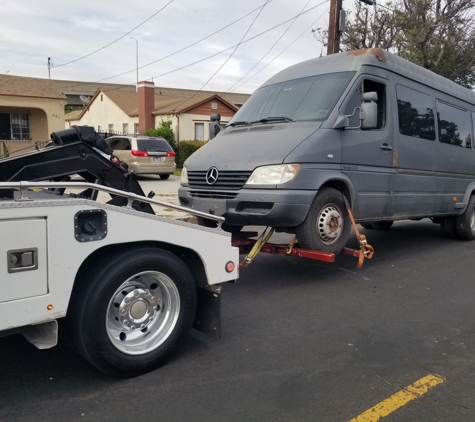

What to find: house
left=65, top=80, right=246, bottom=142
left=0, top=74, right=66, bottom=155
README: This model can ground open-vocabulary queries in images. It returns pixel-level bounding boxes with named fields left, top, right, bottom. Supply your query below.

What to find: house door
left=0, top=113, right=10, bottom=140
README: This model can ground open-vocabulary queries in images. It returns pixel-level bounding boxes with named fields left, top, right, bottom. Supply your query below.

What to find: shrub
left=144, top=120, right=177, bottom=152
left=177, top=140, right=206, bottom=168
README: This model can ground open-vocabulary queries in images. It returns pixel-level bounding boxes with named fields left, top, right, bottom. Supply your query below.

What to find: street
left=1, top=176, right=475, bottom=421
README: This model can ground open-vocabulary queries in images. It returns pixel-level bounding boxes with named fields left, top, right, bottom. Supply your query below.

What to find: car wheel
left=296, top=188, right=351, bottom=254
left=440, top=217, right=458, bottom=238
left=67, top=247, right=196, bottom=377
left=371, top=221, right=393, bottom=230
left=455, top=195, right=475, bottom=240
left=360, top=223, right=374, bottom=229
left=159, top=174, right=170, bottom=180
left=197, top=217, right=243, bottom=234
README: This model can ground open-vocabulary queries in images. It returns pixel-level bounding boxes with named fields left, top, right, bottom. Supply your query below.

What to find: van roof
left=263, top=48, right=475, bottom=107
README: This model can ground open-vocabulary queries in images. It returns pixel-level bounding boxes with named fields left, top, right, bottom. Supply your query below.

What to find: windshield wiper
left=227, top=121, right=251, bottom=127
left=251, top=116, right=295, bottom=124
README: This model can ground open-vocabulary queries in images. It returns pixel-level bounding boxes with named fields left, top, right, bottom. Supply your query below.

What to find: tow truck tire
left=455, top=195, right=475, bottom=240
left=440, top=217, right=458, bottom=238
left=159, top=174, right=170, bottom=180
left=68, top=247, right=196, bottom=378
left=296, top=188, right=351, bottom=254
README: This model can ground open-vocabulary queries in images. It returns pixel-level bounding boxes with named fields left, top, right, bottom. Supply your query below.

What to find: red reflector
left=166, top=151, right=175, bottom=157
left=131, top=150, right=148, bottom=157
left=225, top=261, right=235, bottom=273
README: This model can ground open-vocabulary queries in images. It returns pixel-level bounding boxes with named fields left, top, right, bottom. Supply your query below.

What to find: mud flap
left=193, top=285, right=222, bottom=338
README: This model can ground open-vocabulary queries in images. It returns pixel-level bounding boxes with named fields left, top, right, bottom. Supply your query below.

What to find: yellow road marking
left=349, top=374, right=444, bottom=422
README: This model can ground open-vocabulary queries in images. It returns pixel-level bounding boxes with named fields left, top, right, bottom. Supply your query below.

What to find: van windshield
left=229, top=71, right=355, bottom=125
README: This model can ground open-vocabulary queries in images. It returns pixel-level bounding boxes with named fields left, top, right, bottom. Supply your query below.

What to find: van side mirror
left=360, top=92, right=378, bottom=129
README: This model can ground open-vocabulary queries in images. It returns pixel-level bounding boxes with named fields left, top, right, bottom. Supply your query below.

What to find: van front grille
left=190, top=191, right=238, bottom=199
left=188, top=170, right=252, bottom=190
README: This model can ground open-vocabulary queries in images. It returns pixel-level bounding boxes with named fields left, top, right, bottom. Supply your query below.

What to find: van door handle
left=380, top=144, right=393, bottom=151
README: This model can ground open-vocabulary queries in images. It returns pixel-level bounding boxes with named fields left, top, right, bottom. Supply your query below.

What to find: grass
left=173, top=168, right=182, bottom=176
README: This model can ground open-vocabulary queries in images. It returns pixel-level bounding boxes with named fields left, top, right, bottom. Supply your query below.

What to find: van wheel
left=455, top=195, right=475, bottom=240
left=196, top=217, right=243, bottom=234
left=372, top=221, right=393, bottom=230
left=360, top=223, right=374, bottom=229
left=159, top=174, right=170, bottom=180
left=440, top=217, right=458, bottom=238
left=67, top=247, right=196, bottom=377
left=296, top=188, right=350, bottom=254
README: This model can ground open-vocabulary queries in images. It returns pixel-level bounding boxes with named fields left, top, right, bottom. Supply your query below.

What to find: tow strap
left=347, top=208, right=374, bottom=268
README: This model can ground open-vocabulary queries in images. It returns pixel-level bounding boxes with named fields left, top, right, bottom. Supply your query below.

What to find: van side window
left=436, top=100, right=472, bottom=148
left=396, top=85, right=435, bottom=141
left=345, top=79, right=386, bottom=129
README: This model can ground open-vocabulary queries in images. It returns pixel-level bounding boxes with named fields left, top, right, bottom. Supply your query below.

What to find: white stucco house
left=66, top=81, right=246, bottom=142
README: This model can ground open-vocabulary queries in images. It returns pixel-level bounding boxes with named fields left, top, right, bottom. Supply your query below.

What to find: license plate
left=152, top=156, right=163, bottom=162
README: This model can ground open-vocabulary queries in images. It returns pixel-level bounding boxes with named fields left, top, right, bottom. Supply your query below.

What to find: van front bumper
left=178, top=187, right=315, bottom=227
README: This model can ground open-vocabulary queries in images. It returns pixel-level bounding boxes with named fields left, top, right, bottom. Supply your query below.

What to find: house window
left=97, top=124, right=102, bottom=132
left=108, top=124, right=114, bottom=133
left=123, top=123, right=128, bottom=134
left=211, top=102, right=218, bottom=110
left=134, top=123, right=139, bottom=134
left=195, top=123, right=204, bottom=141
left=0, top=112, right=30, bottom=141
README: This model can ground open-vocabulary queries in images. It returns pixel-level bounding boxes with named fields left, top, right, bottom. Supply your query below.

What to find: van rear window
left=229, top=72, right=354, bottom=123
left=137, top=139, right=172, bottom=152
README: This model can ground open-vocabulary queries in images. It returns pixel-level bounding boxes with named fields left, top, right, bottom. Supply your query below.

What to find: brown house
left=0, top=74, right=66, bottom=156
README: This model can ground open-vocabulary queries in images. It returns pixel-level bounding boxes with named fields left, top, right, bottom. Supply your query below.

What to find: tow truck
left=0, top=126, right=239, bottom=377
left=0, top=126, right=373, bottom=377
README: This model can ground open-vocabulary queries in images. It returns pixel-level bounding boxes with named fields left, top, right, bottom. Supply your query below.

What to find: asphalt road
left=1, top=180, right=475, bottom=421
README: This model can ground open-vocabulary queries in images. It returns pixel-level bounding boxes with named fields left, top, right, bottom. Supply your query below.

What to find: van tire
left=360, top=223, right=374, bottom=229
left=455, top=195, right=475, bottom=240
left=440, top=217, right=458, bottom=238
left=372, top=221, right=393, bottom=230
left=159, top=174, right=170, bottom=180
left=296, top=188, right=350, bottom=254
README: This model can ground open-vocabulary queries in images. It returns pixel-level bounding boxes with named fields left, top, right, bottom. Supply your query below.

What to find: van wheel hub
left=317, top=205, right=343, bottom=244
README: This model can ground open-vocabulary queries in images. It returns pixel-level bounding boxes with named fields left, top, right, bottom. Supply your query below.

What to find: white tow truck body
left=0, top=181, right=239, bottom=376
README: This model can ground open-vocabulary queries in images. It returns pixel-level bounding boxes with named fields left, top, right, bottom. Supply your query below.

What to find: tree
left=316, top=0, right=475, bottom=88
left=144, top=119, right=177, bottom=152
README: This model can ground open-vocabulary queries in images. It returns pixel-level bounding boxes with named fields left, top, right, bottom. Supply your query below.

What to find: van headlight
left=180, top=166, right=189, bottom=185
left=245, top=164, right=301, bottom=185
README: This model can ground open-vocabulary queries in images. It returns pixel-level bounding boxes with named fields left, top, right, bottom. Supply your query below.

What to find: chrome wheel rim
left=106, top=271, right=180, bottom=355
left=470, top=208, right=475, bottom=232
left=316, top=203, right=343, bottom=245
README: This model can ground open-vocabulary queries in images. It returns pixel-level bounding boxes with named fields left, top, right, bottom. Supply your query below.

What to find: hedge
left=177, top=140, right=207, bottom=168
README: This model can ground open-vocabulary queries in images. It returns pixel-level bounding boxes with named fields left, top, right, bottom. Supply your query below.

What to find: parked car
left=106, top=135, right=176, bottom=179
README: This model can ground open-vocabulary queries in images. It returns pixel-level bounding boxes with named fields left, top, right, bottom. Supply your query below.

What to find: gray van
left=178, top=48, right=475, bottom=253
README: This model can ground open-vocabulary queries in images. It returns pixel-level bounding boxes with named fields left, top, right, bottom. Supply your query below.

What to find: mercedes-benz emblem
left=206, top=167, right=219, bottom=185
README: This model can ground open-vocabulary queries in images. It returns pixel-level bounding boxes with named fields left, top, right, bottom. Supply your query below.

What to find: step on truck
left=0, top=126, right=239, bottom=377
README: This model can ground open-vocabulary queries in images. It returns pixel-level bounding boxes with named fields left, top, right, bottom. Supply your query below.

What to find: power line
left=225, top=0, right=314, bottom=93
left=81, top=3, right=326, bottom=95
left=230, top=3, right=330, bottom=92
left=60, top=0, right=275, bottom=91
left=171, top=0, right=272, bottom=111
left=54, top=0, right=175, bottom=68
left=148, top=3, right=325, bottom=81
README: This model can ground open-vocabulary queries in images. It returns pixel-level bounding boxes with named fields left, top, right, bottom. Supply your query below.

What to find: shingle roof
left=64, top=109, right=82, bottom=121
left=0, top=74, right=66, bottom=100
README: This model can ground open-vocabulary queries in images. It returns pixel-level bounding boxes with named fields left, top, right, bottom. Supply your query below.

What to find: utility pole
left=47, top=57, right=52, bottom=79
left=327, top=0, right=373, bottom=55
left=327, top=0, right=342, bottom=55
left=131, top=37, right=138, bottom=92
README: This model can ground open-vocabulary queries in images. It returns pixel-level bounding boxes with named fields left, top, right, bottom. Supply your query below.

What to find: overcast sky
left=0, top=0, right=331, bottom=94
